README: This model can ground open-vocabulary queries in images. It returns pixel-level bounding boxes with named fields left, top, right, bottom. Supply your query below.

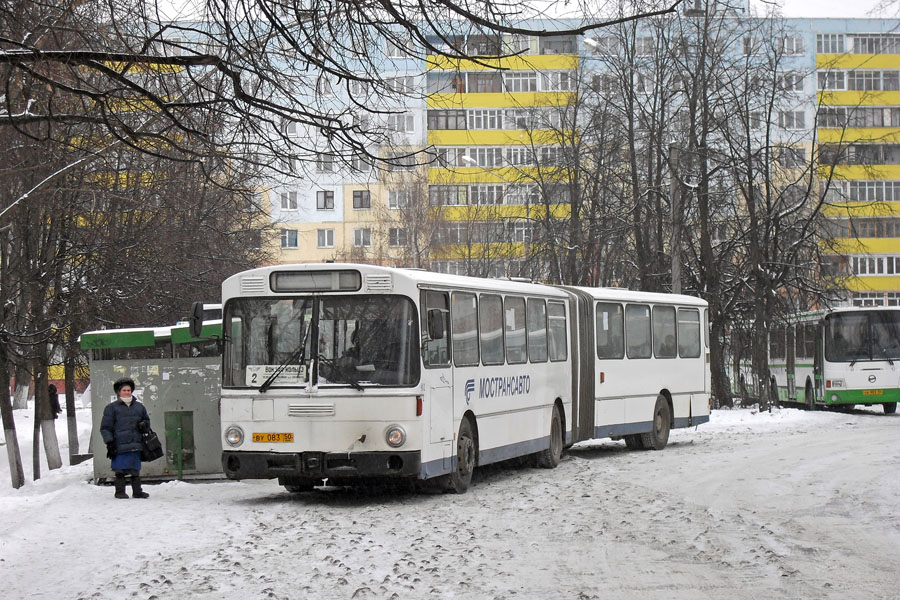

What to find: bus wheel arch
left=536, top=399, right=564, bottom=469
left=447, top=413, right=478, bottom=494
left=884, top=402, right=897, bottom=414
left=641, top=393, right=672, bottom=451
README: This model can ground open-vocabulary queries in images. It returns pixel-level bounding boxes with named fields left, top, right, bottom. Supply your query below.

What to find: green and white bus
left=769, top=307, right=900, bottom=414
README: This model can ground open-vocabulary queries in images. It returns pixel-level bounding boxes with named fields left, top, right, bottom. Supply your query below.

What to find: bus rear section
left=565, top=287, right=711, bottom=449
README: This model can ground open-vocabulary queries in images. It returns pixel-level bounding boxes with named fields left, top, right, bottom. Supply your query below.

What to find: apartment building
left=267, top=16, right=900, bottom=306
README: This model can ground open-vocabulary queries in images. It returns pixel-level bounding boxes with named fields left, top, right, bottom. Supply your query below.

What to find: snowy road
left=2, top=407, right=899, bottom=599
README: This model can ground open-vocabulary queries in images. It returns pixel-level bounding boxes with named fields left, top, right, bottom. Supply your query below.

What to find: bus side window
left=677, top=308, right=701, bottom=358
left=479, top=294, right=505, bottom=365
left=653, top=305, right=677, bottom=358
left=548, top=301, right=568, bottom=362
left=452, top=292, right=479, bottom=367
left=625, top=304, right=651, bottom=359
left=526, top=298, right=548, bottom=363
left=422, top=291, right=450, bottom=367
left=505, top=296, right=527, bottom=364
left=596, top=302, right=624, bottom=359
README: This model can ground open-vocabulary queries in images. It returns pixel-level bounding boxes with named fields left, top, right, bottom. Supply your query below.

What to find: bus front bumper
left=221, top=450, right=422, bottom=481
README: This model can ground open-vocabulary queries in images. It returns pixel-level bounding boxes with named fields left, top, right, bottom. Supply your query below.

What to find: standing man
left=100, top=378, right=151, bottom=499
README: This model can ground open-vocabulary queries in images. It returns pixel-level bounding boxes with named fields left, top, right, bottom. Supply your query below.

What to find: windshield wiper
left=316, top=356, right=364, bottom=391
left=876, top=347, right=895, bottom=366
left=259, top=313, right=311, bottom=393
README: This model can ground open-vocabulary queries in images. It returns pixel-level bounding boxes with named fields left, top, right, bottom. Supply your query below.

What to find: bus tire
left=624, top=435, right=644, bottom=450
left=884, top=402, right=897, bottom=414
left=536, top=404, right=563, bottom=468
left=448, top=417, right=476, bottom=494
left=805, top=380, right=816, bottom=411
left=640, top=396, right=671, bottom=451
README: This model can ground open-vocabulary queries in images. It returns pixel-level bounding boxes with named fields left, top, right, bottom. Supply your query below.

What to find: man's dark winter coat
left=100, top=400, right=150, bottom=453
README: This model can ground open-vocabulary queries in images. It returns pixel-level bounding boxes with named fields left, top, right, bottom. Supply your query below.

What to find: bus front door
left=422, top=290, right=454, bottom=474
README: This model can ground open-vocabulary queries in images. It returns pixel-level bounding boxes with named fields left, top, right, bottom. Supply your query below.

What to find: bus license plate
left=253, top=433, right=294, bottom=443
left=862, top=390, right=884, bottom=396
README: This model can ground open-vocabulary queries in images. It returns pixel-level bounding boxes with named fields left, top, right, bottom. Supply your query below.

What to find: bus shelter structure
left=80, top=321, right=223, bottom=483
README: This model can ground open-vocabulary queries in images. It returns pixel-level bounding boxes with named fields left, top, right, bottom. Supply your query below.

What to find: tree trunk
left=34, top=362, right=62, bottom=470
left=0, top=351, right=25, bottom=488
left=64, top=356, right=79, bottom=459
left=32, top=393, right=40, bottom=481
left=12, top=363, right=29, bottom=410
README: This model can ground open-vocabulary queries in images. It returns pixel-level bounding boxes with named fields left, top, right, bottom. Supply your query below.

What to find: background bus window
left=653, top=305, right=677, bottom=358
left=505, top=296, right=527, bottom=364
left=548, top=301, right=567, bottom=361
left=479, top=294, right=504, bottom=365
left=452, top=292, right=479, bottom=366
left=596, top=302, right=624, bottom=359
left=768, top=325, right=786, bottom=360
left=422, top=291, right=450, bottom=367
left=677, top=308, right=701, bottom=358
left=625, top=304, right=651, bottom=359
left=796, top=322, right=817, bottom=359
left=526, top=298, right=548, bottom=363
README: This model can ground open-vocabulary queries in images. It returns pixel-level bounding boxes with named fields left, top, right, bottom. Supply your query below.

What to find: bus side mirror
left=427, top=309, right=445, bottom=340
left=189, top=301, right=204, bottom=338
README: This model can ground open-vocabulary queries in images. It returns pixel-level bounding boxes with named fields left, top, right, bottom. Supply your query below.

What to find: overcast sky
left=754, top=0, right=890, bottom=18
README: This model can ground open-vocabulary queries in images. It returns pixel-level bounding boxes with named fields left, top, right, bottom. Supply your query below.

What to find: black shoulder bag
left=138, top=421, right=164, bottom=462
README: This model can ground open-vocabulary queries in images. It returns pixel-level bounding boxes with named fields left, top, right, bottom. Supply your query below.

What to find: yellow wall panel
left=823, top=202, right=900, bottom=218
left=843, top=276, right=900, bottom=291
left=428, top=129, right=563, bottom=146
left=426, top=54, right=578, bottom=71
left=820, top=165, right=900, bottom=180
left=428, top=92, right=574, bottom=109
left=818, top=128, right=900, bottom=143
left=817, top=90, right=900, bottom=106
left=816, top=54, right=900, bottom=70
left=829, top=237, right=900, bottom=254
left=437, top=204, right=570, bottom=221
left=428, top=166, right=570, bottom=183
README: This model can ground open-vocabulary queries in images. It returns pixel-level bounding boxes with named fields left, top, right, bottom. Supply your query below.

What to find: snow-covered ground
left=1, top=406, right=898, bottom=599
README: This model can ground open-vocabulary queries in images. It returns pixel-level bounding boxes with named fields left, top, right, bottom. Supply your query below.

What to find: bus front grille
left=288, top=403, right=335, bottom=417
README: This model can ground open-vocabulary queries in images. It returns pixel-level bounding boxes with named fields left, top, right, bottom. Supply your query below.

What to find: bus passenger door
left=422, top=291, right=454, bottom=469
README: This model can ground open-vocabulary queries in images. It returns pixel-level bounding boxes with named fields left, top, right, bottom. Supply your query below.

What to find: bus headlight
left=385, top=425, right=406, bottom=448
left=225, top=425, right=244, bottom=447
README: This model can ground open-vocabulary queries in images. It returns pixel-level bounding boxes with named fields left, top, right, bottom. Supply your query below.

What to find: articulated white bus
left=197, top=263, right=710, bottom=493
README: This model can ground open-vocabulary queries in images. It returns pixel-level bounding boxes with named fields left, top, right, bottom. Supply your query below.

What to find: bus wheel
left=624, top=435, right=644, bottom=450
left=448, top=418, right=476, bottom=494
left=640, top=396, right=671, bottom=451
left=805, top=380, right=816, bottom=411
left=884, top=402, right=898, bottom=415
left=536, top=404, right=563, bottom=468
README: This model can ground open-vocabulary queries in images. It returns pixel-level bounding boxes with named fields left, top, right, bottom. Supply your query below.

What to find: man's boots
left=114, top=473, right=129, bottom=499
left=131, top=475, right=150, bottom=499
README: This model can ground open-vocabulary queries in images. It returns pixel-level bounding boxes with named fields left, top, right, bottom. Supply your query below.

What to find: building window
left=386, top=38, right=414, bottom=58
left=282, top=121, right=297, bottom=135
left=506, top=146, right=533, bottom=166
left=781, top=37, right=805, bottom=56
left=541, top=71, right=575, bottom=92
left=469, top=72, right=503, bottom=93
left=635, top=37, right=654, bottom=56
left=742, top=37, right=759, bottom=56
left=505, top=184, right=538, bottom=205
left=470, top=184, right=504, bottom=205
left=389, top=189, right=410, bottom=209
left=389, top=227, right=409, bottom=247
left=749, top=111, right=765, bottom=130
left=385, top=152, right=417, bottom=171
left=385, top=75, right=416, bottom=95
left=349, top=80, right=368, bottom=96
left=316, top=153, right=334, bottom=173
left=316, top=75, right=334, bottom=96
left=468, top=109, right=503, bottom=130
left=353, top=228, right=371, bottom=247
left=387, top=113, right=415, bottom=133
left=587, top=36, right=618, bottom=55
left=817, top=70, right=846, bottom=90
left=779, top=72, right=804, bottom=92
left=352, top=190, right=371, bottom=209
left=504, top=71, right=538, bottom=92
left=779, top=110, right=805, bottom=130
left=427, top=109, right=467, bottom=130
left=317, top=229, right=334, bottom=248
left=778, top=147, right=806, bottom=168
left=851, top=34, right=900, bottom=54
left=350, top=152, right=372, bottom=172
left=469, top=147, right=504, bottom=167
left=280, top=191, right=298, bottom=210
left=429, top=185, right=468, bottom=206
left=316, top=190, right=334, bottom=210
left=434, top=147, right=467, bottom=168
left=281, top=229, right=298, bottom=248
left=817, top=34, right=844, bottom=54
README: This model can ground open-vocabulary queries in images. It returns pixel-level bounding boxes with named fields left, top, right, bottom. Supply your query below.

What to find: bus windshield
left=223, top=295, right=420, bottom=388
left=825, top=311, right=900, bottom=363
